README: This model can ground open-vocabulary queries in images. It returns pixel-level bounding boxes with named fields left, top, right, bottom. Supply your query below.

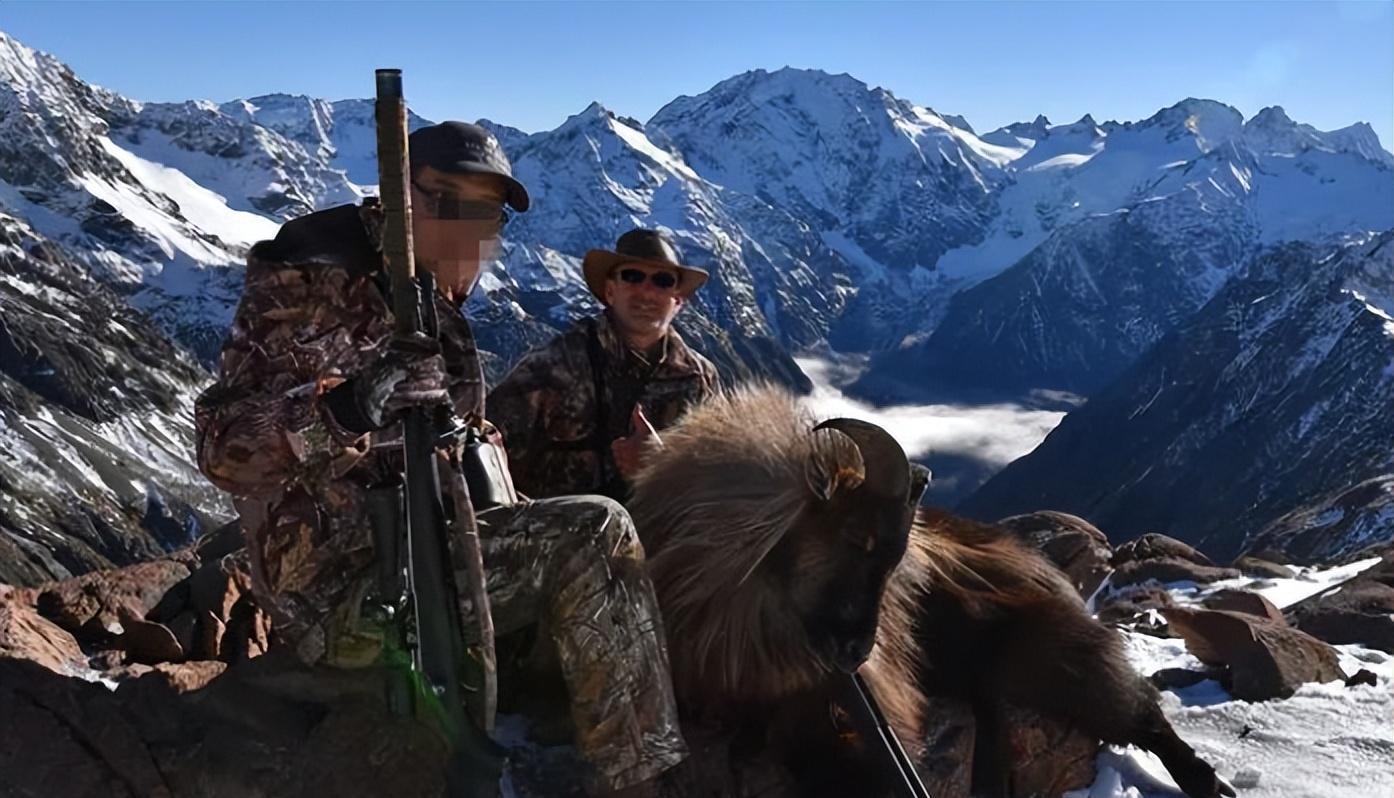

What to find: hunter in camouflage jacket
left=194, top=202, right=686, bottom=794
left=490, top=311, right=720, bottom=500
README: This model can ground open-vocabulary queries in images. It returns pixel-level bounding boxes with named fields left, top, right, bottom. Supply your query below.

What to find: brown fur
left=629, top=385, right=1229, bottom=798
left=903, top=509, right=1230, bottom=798
left=628, top=384, right=926, bottom=748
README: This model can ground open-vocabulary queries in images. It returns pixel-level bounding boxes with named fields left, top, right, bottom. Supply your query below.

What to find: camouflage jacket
left=489, top=311, right=720, bottom=500
left=194, top=203, right=493, bottom=658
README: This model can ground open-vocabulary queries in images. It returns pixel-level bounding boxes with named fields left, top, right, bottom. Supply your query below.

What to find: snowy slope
left=109, top=98, right=362, bottom=221
left=0, top=211, right=230, bottom=585
left=0, top=31, right=289, bottom=361
left=861, top=98, right=1393, bottom=399
left=1071, top=559, right=1393, bottom=798
left=649, top=67, right=1008, bottom=350
left=960, top=233, right=1394, bottom=560
left=942, top=100, right=1391, bottom=286
left=214, top=94, right=432, bottom=193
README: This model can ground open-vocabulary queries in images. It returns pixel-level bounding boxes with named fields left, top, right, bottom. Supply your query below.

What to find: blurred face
left=603, top=261, right=685, bottom=342
left=410, top=166, right=509, bottom=300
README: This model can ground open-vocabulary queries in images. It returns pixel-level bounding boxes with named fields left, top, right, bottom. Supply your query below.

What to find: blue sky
left=3, top=1, right=1391, bottom=149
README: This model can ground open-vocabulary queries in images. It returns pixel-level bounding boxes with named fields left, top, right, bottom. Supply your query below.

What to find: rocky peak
left=1137, top=97, right=1244, bottom=152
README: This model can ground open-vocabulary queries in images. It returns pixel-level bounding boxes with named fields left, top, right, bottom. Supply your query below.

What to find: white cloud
left=795, top=357, right=1065, bottom=470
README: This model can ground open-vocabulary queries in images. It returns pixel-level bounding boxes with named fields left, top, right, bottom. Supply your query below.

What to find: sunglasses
left=615, top=268, right=680, bottom=290
left=413, top=181, right=511, bottom=226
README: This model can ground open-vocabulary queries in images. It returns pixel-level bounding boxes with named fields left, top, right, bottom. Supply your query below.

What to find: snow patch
left=1073, top=561, right=1394, bottom=798
left=98, top=136, right=280, bottom=248
left=610, top=119, right=701, bottom=182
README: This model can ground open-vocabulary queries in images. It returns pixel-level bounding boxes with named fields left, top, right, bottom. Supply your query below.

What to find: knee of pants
left=564, top=495, right=645, bottom=561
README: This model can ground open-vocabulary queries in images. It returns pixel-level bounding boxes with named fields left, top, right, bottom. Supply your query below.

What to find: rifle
left=842, top=672, right=934, bottom=798
left=371, top=68, right=504, bottom=798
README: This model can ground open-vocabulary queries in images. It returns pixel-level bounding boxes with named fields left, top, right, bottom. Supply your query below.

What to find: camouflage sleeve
left=194, top=257, right=375, bottom=497
left=703, top=357, right=723, bottom=397
left=487, top=337, right=573, bottom=495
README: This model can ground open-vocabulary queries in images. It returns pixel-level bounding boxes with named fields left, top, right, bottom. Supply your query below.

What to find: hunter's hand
left=353, top=335, right=451, bottom=428
left=611, top=405, right=662, bottom=478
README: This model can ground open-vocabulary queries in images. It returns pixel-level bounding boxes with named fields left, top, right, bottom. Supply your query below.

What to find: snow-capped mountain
left=959, top=233, right=1394, bottom=561
left=0, top=211, right=231, bottom=585
left=6, top=28, right=1388, bottom=386
left=212, top=93, right=432, bottom=193
left=106, top=97, right=366, bottom=223
left=857, top=98, right=1394, bottom=399
left=649, top=67, right=1011, bottom=350
left=0, top=31, right=831, bottom=383
left=0, top=31, right=283, bottom=362
left=1, top=33, right=423, bottom=364
left=474, top=100, right=849, bottom=384
left=1, top=24, right=1392, bottom=576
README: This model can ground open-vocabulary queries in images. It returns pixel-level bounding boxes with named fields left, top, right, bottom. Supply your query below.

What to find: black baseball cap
left=408, top=121, right=530, bottom=212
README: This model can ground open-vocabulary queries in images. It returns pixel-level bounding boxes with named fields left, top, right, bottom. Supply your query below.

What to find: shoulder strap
left=584, top=318, right=613, bottom=466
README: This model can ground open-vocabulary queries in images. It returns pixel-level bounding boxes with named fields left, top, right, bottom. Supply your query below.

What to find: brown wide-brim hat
left=582, top=228, right=709, bottom=302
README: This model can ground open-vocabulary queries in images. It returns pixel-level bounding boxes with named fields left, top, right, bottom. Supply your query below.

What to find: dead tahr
left=627, top=385, right=1232, bottom=798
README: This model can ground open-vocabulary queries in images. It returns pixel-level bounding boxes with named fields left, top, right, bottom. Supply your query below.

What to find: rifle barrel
left=374, top=68, right=503, bottom=798
left=850, top=672, right=933, bottom=798
left=374, top=68, right=419, bottom=337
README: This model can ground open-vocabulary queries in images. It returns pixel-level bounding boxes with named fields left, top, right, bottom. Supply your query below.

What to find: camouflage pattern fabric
left=489, top=312, right=720, bottom=500
left=195, top=202, right=686, bottom=793
left=468, top=497, right=687, bottom=793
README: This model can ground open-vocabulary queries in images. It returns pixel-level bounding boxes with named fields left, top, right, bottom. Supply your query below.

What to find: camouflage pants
left=243, top=492, right=686, bottom=794
left=468, top=496, right=688, bottom=793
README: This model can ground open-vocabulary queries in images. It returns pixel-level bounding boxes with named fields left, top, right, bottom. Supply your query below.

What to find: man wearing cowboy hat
left=491, top=228, right=721, bottom=500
